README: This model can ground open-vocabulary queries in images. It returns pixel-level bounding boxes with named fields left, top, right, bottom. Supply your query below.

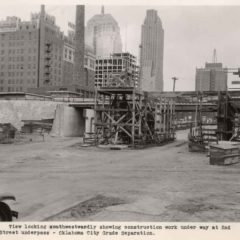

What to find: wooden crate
left=209, top=143, right=240, bottom=165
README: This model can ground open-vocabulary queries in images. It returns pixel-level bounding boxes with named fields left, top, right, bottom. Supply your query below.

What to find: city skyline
left=1, top=5, right=240, bottom=91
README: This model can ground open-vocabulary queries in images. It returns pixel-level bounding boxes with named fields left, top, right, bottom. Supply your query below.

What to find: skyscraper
left=95, top=52, right=139, bottom=87
left=85, top=6, right=122, bottom=59
left=0, top=6, right=64, bottom=92
left=0, top=5, right=95, bottom=95
left=195, top=50, right=227, bottom=91
left=140, top=9, right=164, bottom=92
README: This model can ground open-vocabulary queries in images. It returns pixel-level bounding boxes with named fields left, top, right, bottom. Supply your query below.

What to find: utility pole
left=172, top=77, right=178, bottom=92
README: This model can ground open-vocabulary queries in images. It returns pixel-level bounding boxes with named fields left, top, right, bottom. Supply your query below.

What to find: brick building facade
left=0, top=5, right=95, bottom=95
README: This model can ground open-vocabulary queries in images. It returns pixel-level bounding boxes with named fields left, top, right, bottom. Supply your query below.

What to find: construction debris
left=83, top=132, right=95, bottom=145
left=0, top=123, right=17, bottom=144
left=209, top=141, right=240, bottom=165
left=18, top=119, right=53, bottom=142
left=188, top=93, right=218, bottom=152
left=188, top=91, right=240, bottom=152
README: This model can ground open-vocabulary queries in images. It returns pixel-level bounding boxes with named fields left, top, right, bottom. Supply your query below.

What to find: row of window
left=0, top=67, right=37, bottom=76
left=0, top=79, right=63, bottom=88
left=0, top=31, right=37, bottom=41
left=19, top=24, right=37, bottom=31
left=6, top=48, right=38, bottom=54
left=6, top=64, right=37, bottom=70
left=7, top=86, right=23, bottom=92
left=96, top=66, right=124, bottom=70
left=0, top=44, right=37, bottom=54
left=7, top=71, right=36, bottom=77
left=8, top=79, right=25, bottom=84
left=94, top=24, right=116, bottom=32
left=7, top=40, right=36, bottom=47
left=95, top=68, right=124, bottom=73
left=6, top=56, right=37, bottom=62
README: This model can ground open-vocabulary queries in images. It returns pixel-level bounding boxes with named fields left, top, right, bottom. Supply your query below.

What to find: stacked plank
left=209, top=141, right=240, bottom=165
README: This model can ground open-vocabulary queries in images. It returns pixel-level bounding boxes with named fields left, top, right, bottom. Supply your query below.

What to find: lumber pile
left=0, top=123, right=17, bottom=144
left=209, top=141, right=240, bottom=165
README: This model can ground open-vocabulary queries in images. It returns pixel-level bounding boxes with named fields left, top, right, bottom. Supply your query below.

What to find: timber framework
left=94, top=87, right=176, bottom=147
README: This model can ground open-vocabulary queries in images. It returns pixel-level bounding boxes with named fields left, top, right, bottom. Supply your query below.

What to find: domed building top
left=86, top=6, right=122, bottom=59
left=87, top=6, right=118, bottom=27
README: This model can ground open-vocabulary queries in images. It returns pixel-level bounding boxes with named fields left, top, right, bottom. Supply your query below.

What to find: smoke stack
left=74, top=5, right=85, bottom=87
left=101, top=6, right=105, bottom=15
left=41, top=5, right=45, bottom=14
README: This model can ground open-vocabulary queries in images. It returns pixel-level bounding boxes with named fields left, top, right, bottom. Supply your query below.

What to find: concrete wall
left=0, top=100, right=58, bottom=129
left=0, top=100, right=89, bottom=137
left=51, top=105, right=85, bottom=137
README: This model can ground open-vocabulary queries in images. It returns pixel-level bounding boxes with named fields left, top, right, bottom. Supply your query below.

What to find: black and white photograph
left=0, top=1, right=240, bottom=234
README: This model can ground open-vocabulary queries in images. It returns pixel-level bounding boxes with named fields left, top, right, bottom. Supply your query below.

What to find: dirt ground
left=1, top=130, right=240, bottom=222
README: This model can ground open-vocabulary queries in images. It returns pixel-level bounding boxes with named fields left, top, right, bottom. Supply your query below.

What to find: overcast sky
left=0, top=4, right=240, bottom=91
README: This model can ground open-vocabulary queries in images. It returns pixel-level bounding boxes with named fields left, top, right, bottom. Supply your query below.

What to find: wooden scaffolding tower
left=94, top=87, right=175, bottom=147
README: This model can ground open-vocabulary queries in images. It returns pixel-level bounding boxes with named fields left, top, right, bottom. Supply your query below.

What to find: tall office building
left=0, top=6, right=64, bottom=92
left=85, top=6, right=122, bottom=59
left=140, top=9, right=164, bottom=92
left=0, top=5, right=95, bottom=95
left=195, top=50, right=227, bottom=91
left=95, top=52, right=139, bottom=87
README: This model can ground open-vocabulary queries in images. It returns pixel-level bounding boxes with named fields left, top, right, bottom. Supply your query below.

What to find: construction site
left=1, top=79, right=240, bottom=221
left=1, top=5, right=240, bottom=223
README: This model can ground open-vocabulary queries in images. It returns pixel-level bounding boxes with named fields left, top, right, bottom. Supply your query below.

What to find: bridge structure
left=69, top=100, right=217, bottom=112
left=68, top=90, right=240, bottom=113
left=2, top=90, right=239, bottom=113
left=1, top=90, right=240, bottom=142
